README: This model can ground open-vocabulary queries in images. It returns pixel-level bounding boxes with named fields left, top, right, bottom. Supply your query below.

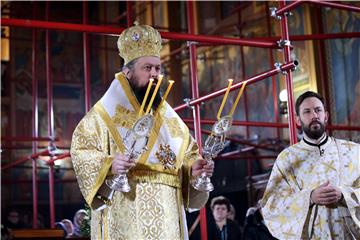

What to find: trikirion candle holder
left=105, top=113, right=154, bottom=192
left=106, top=75, right=170, bottom=192
left=191, top=79, right=247, bottom=192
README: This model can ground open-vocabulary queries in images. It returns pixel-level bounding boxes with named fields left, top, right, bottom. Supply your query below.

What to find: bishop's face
left=296, top=97, right=329, bottom=140
left=125, top=56, right=162, bottom=110
left=127, top=56, right=161, bottom=88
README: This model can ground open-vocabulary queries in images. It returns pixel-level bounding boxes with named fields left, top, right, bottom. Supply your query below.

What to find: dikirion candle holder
left=191, top=79, right=247, bottom=192
left=106, top=75, right=174, bottom=192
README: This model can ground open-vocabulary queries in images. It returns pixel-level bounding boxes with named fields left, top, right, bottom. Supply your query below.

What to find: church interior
left=1, top=1, right=359, bottom=239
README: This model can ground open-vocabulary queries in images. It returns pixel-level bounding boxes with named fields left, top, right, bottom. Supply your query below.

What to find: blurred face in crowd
left=8, top=211, right=20, bottom=224
left=213, top=204, right=229, bottom=222
left=227, top=206, right=235, bottom=221
left=296, top=97, right=329, bottom=140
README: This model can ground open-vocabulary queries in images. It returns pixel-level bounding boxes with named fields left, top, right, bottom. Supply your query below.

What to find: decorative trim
left=94, top=102, right=125, bottom=153
left=115, top=72, right=140, bottom=112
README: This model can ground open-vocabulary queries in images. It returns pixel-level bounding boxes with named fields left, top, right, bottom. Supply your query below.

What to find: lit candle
left=217, top=79, right=233, bottom=120
left=145, top=74, right=163, bottom=114
left=229, top=81, right=247, bottom=116
left=155, top=80, right=174, bottom=115
left=139, top=78, right=154, bottom=117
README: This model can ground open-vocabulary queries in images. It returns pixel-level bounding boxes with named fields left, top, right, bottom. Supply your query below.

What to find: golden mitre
left=117, top=22, right=162, bottom=65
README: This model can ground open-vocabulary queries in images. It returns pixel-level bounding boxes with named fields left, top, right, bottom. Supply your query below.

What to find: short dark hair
left=210, top=196, right=231, bottom=212
left=295, top=91, right=325, bottom=115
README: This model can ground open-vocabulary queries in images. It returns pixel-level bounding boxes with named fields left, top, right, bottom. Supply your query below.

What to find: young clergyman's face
left=296, top=97, right=329, bottom=140
left=127, top=56, right=161, bottom=88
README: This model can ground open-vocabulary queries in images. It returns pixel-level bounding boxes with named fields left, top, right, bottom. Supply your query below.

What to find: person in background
left=261, top=91, right=360, bottom=239
left=3, top=209, right=24, bottom=230
left=243, top=201, right=277, bottom=240
left=208, top=196, right=242, bottom=240
left=227, top=204, right=236, bottom=222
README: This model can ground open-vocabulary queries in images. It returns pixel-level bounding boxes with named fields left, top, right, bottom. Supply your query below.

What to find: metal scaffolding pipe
left=1, top=18, right=278, bottom=48
left=83, top=1, right=91, bottom=112
left=45, top=3, right=55, bottom=228
left=327, top=125, right=360, bottom=131
left=188, top=126, right=280, bottom=152
left=203, top=32, right=360, bottom=45
left=126, top=1, right=133, bottom=27
left=31, top=9, right=39, bottom=227
left=287, top=32, right=360, bottom=41
left=183, top=118, right=288, bottom=128
left=266, top=1, right=281, bottom=139
left=279, top=0, right=297, bottom=145
left=275, top=1, right=304, bottom=15
left=1, top=137, right=57, bottom=142
left=307, top=0, right=360, bottom=12
left=314, top=7, right=333, bottom=136
left=160, top=31, right=278, bottom=48
left=239, top=37, right=250, bottom=138
left=1, top=149, right=50, bottom=171
left=174, top=61, right=298, bottom=112
left=184, top=118, right=360, bottom=131
left=275, top=0, right=360, bottom=15
left=186, top=2, right=208, bottom=240
left=48, top=163, right=55, bottom=228
left=190, top=31, right=360, bottom=51
left=2, top=179, right=78, bottom=184
left=46, top=152, right=71, bottom=165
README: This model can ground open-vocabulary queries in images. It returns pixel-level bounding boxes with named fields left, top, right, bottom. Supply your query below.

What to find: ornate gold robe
left=71, top=73, right=208, bottom=240
left=261, top=137, right=360, bottom=239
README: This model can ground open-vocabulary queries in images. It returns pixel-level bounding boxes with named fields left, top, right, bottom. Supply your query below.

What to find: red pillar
left=83, top=1, right=91, bottom=112
left=186, top=2, right=208, bottom=240
left=31, top=2, right=39, bottom=228
left=279, top=0, right=297, bottom=144
left=126, top=1, right=133, bottom=27
left=45, top=2, right=56, bottom=228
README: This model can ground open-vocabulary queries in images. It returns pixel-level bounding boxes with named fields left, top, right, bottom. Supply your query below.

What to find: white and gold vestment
left=261, top=136, right=360, bottom=239
left=71, top=73, right=208, bottom=240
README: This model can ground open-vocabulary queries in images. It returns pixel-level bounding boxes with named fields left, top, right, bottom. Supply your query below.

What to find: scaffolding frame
left=1, top=1, right=360, bottom=238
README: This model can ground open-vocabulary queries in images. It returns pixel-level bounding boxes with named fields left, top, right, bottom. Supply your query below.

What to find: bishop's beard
left=129, top=79, right=162, bottom=112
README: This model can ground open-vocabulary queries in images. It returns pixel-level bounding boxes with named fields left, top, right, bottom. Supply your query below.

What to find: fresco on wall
left=323, top=9, right=360, bottom=142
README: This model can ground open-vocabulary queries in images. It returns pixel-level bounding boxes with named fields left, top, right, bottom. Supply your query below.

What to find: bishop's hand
left=191, top=158, right=214, bottom=178
left=111, top=153, right=136, bottom=175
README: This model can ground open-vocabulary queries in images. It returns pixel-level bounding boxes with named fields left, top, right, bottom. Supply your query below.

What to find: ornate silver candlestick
left=106, top=114, right=154, bottom=192
left=191, top=115, right=232, bottom=192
